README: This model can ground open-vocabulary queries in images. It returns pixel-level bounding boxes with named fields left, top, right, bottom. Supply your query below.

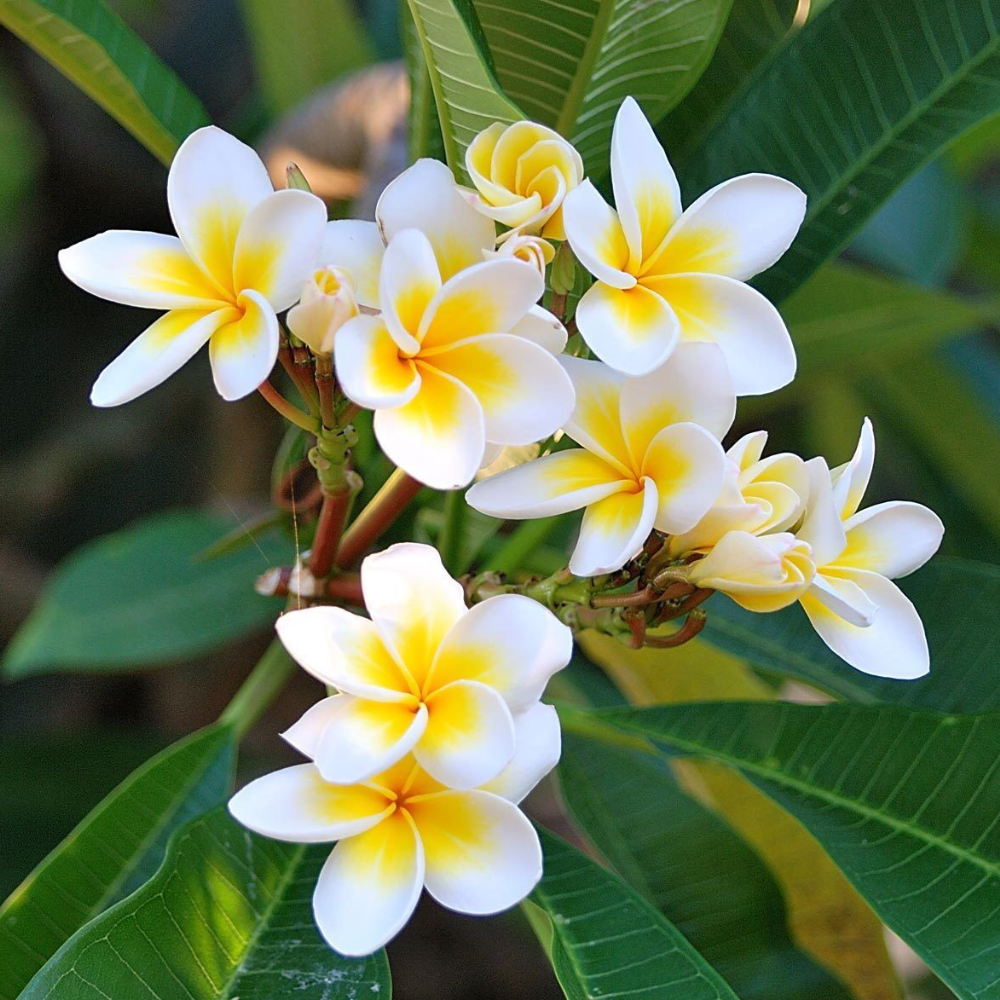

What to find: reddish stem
left=309, top=486, right=353, bottom=579
left=335, top=469, right=423, bottom=569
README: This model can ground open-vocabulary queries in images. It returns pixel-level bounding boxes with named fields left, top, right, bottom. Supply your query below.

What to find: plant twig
left=258, top=381, right=321, bottom=434
left=219, top=640, right=297, bottom=739
left=335, top=468, right=423, bottom=568
left=438, top=489, right=466, bottom=574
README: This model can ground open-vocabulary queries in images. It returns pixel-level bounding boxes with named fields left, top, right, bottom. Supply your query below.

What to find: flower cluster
left=60, top=93, right=945, bottom=955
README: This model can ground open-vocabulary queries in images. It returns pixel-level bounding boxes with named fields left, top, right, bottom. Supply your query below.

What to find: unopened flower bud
left=549, top=240, right=577, bottom=295
left=484, top=233, right=554, bottom=278
left=286, top=162, right=313, bottom=192
left=287, top=266, right=358, bottom=356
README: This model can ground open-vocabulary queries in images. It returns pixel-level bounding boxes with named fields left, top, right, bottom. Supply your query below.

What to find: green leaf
left=473, top=0, right=733, bottom=172
left=782, top=262, right=996, bottom=375
left=703, top=558, right=1000, bottom=712
left=566, top=700, right=1000, bottom=1000
left=0, top=0, right=209, bottom=164
left=559, top=733, right=853, bottom=1000
left=0, top=725, right=236, bottom=1000
left=404, top=0, right=523, bottom=177
left=3, top=509, right=290, bottom=677
left=532, top=828, right=740, bottom=1000
left=239, top=0, right=375, bottom=115
left=0, top=61, right=41, bottom=229
left=682, top=0, right=1000, bottom=303
left=405, top=2, right=446, bottom=162
left=17, top=807, right=391, bottom=1000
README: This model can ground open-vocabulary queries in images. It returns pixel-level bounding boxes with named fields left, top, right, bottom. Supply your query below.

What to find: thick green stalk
left=219, top=640, right=297, bottom=739
left=438, top=490, right=466, bottom=574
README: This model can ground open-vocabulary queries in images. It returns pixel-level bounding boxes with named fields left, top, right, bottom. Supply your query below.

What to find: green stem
left=438, top=490, right=466, bottom=574
left=220, top=640, right=297, bottom=739
left=258, top=381, right=321, bottom=434
left=493, top=516, right=560, bottom=575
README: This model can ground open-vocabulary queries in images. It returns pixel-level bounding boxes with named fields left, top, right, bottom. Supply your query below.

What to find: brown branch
left=335, top=468, right=423, bottom=568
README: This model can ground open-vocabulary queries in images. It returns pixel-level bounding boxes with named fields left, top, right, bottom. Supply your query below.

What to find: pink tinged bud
left=287, top=266, right=359, bottom=355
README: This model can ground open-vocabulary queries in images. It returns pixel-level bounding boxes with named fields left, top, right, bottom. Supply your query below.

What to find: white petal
left=802, top=570, right=929, bottom=679
left=233, top=189, right=328, bottom=311
left=313, top=810, right=424, bottom=955
left=509, top=304, right=567, bottom=355
left=59, top=231, right=222, bottom=310
left=379, top=228, right=442, bottom=354
left=427, top=594, right=573, bottom=711
left=562, top=180, right=635, bottom=289
left=839, top=501, right=944, bottom=579
left=481, top=703, right=562, bottom=803
left=570, top=477, right=658, bottom=576
left=560, top=356, right=632, bottom=476
left=228, top=763, right=391, bottom=843
left=90, top=307, right=233, bottom=407
left=414, top=680, right=516, bottom=789
left=167, top=126, right=273, bottom=294
left=361, top=543, right=468, bottom=687
left=808, top=572, right=877, bottom=627
left=320, top=219, right=384, bottom=308
left=427, top=334, right=574, bottom=445
left=335, top=314, right=421, bottom=409
left=407, top=790, right=542, bottom=914
left=642, top=273, right=796, bottom=395
left=374, top=365, right=486, bottom=489
left=728, top=430, right=768, bottom=471
left=831, top=417, right=875, bottom=520
left=619, top=341, right=736, bottom=466
left=282, top=695, right=349, bottom=758
left=377, top=158, right=495, bottom=280
left=275, top=604, right=415, bottom=701
left=467, top=450, right=630, bottom=519
left=644, top=173, right=806, bottom=282
left=208, top=289, right=280, bottom=400
left=611, top=96, right=681, bottom=271
left=314, top=697, right=428, bottom=784
left=576, top=281, right=679, bottom=377
left=798, top=457, right=847, bottom=567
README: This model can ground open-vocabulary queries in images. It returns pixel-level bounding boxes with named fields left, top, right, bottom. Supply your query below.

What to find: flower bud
left=687, top=530, right=815, bottom=613
left=285, top=162, right=313, bottom=192
left=465, top=120, right=584, bottom=239
left=549, top=240, right=577, bottom=295
left=286, top=266, right=358, bottom=356
left=484, top=233, right=554, bottom=278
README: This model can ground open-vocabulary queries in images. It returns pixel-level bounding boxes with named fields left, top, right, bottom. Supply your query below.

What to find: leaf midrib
left=554, top=0, right=615, bottom=136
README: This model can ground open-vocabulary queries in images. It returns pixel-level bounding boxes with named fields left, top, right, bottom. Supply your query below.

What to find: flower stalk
left=335, top=467, right=423, bottom=568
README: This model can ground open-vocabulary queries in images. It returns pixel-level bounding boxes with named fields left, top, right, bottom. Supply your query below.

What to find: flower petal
left=90, top=307, right=234, bottom=407
left=377, top=158, right=495, bottom=280
left=320, top=219, right=384, bottom=308
left=831, top=417, right=875, bottom=520
left=643, top=173, right=806, bottom=282
left=313, top=810, right=424, bottom=956
left=570, top=477, right=658, bottom=576
left=314, top=697, right=428, bottom=784
left=59, top=232, right=222, bottom=310
left=361, top=543, right=468, bottom=688
left=559, top=356, right=631, bottom=475
left=481, top=702, right=561, bottom=803
left=808, top=572, right=877, bottom=627
left=797, top=457, right=847, bottom=567
left=801, top=570, right=929, bottom=679
left=374, top=364, right=486, bottom=489
left=611, top=96, right=682, bottom=272
left=576, top=281, right=680, bottom=377
left=407, top=790, right=542, bottom=915
left=228, top=763, right=391, bottom=843
left=335, top=315, right=421, bottom=409
left=418, top=259, right=544, bottom=351
left=466, top=449, right=630, bottom=519
left=618, top=341, right=735, bottom=466
left=466, top=123, right=520, bottom=206
left=642, top=273, right=795, bottom=395
left=427, top=594, right=572, bottom=711
left=642, top=422, right=726, bottom=534
left=379, top=228, right=442, bottom=354
left=839, top=501, right=944, bottom=579
left=282, top=695, right=349, bottom=758
left=509, top=304, right=567, bottom=355
left=233, top=189, right=328, bottom=311
left=428, top=334, right=573, bottom=445
left=562, top=179, right=635, bottom=288
left=167, top=126, right=274, bottom=296
left=208, top=288, right=280, bottom=400
left=414, top=680, right=516, bottom=789
left=275, top=605, right=414, bottom=701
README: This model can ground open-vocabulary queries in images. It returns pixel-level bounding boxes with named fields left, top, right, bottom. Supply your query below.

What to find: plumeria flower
left=464, top=121, right=584, bottom=240
left=229, top=702, right=559, bottom=956
left=688, top=530, right=815, bottom=613
left=286, top=265, right=359, bottom=356
left=467, top=344, right=733, bottom=577
left=485, top=232, right=555, bottom=277
left=275, top=543, right=572, bottom=789
left=562, top=97, right=805, bottom=389
left=60, top=127, right=327, bottom=404
left=668, top=430, right=809, bottom=556
left=796, top=420, right=944, bottom=678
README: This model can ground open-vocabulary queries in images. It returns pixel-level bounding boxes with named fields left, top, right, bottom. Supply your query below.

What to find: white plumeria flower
left=668, top=430, right=810, bottom=556
left=467, top=344, right=733, bottom=577
left=484, top=232, right=555, bottom=278
left=286, top=265, right=359, bottom=356
left=59, top=127, right=327, bottom=405
left=688, top=530, right=815, bottom=613
left=562, top=97, right=805, bottom=390
left=229, top=703, right=559, bottom=956
left=275, top=543, right=572, bottom=789
left=796, top=420, right=944, bottom=678
left=464, top=121, right=584, bottom=240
